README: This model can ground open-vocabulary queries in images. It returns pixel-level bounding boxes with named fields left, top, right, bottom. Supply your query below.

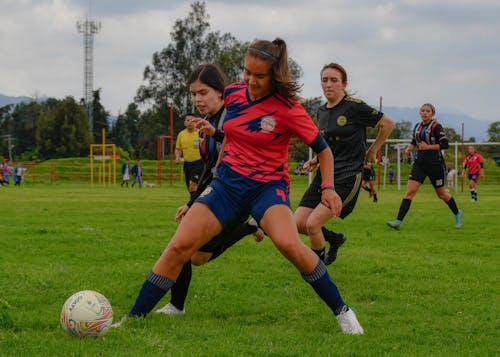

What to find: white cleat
left=111, top=315, right=128, bottom=328
left=155, top=302, right=185, bottom=315
left=336, top=308, right=364, bottom=335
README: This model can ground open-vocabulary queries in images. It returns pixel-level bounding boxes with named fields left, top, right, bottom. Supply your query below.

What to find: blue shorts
left=195, top=162, right=290, bottom=228
left=468, top=173, right=479, bottom=182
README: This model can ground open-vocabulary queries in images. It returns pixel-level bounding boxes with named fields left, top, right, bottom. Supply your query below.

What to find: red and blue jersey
left=463, top=153, right=483, bottom=175
left=222, top=82, right=319, bottom=183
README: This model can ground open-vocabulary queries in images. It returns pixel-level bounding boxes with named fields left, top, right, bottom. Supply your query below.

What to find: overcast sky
left=0, top=0, right=498, bottom=121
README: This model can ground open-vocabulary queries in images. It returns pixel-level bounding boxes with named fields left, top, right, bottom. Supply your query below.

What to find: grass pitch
left=0, top=178, right=498, bottom=356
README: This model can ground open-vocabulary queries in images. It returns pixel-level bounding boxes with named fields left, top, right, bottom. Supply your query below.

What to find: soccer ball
left=60, top=290, right=113, bottom=338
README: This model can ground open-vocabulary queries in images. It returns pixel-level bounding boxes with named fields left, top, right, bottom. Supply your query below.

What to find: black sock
left=129, top=271, right=175, bottom=317
left=209, top=222, right=256, bottom=261
left=312, top=248, right=325, bottom=261
left=373, top=192, right=378, bottom=201
left=397, top=198, right=412, bottom=221
left=321, top=226, right=335, bottom=243
left=170, top=262, right=192, bottom=311
left=446, top=197, right=459, bottom=215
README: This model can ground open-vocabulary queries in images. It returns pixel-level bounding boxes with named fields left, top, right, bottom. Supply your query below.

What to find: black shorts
left=362, top=169, right=375, bottom=181
left=298, top=172, right=362, bottom=219
left=183, top=160, right=203, bottom=188
left=409, top=160, right=446, bottom=188
left=198, top=217, right=247, bottom=255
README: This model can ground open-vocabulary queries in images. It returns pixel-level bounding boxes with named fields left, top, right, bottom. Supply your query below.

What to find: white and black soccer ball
left=60, top=290, right=113, bottom=338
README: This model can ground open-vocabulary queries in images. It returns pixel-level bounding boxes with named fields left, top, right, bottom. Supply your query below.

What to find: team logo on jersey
left=199, top=186, right=212, bottom=197
left=337, top=115, right=347, bottom=126
left=260, top=116, right=276, bottom=132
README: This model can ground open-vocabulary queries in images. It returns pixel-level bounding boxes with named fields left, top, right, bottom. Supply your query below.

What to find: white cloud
left=0, top=0, right=498, bottom=121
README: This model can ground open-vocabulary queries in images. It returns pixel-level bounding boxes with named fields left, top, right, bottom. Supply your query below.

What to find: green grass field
left=0, top=177, right=498, bottom=356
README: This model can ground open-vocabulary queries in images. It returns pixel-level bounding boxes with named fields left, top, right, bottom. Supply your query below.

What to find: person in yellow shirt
left=176, top=114, right=203, bottom=198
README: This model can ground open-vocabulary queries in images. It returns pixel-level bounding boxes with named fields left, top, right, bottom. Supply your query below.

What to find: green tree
left=389, top=120, right=413, bottom=139
left=36, top=97, right=90, bottom=159
left=135, top=1, right=247, bottom=133
left=444, top=127, right=461, bottom=142
left=10, top=101, right=42, bottom=159
left=91, top=89, right=110, bottom=144
left=136, top=109, right=165, bottom=159
left=487, top=121, right=500, bottom=142
left=110, top=103, right=141, bottom=157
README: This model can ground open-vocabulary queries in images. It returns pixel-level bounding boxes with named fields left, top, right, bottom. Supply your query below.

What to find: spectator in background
left=121, top=159, right=131, bottom=187
left=131, top=159, right=143, bottom=188
left=1, top=159, right=12, bottom=186
left=388, top=167, right=395, bottom=185
left=13, top=162, right=26, bottom=186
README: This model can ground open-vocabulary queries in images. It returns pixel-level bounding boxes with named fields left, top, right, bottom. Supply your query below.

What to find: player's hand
left=321, top=189, right=342, bottom=217
left=365, top=149, right=377, bottom=163
left=175, top=205, right=189, bottom=223
left=191, top=117, right=215, bottom=136
left=418, top=142, right=432, bottom=150
left=302, top=158, right=318, bottom=172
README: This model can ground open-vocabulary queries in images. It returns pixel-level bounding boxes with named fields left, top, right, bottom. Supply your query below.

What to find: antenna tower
left=76, top=2, right=100, bottom=136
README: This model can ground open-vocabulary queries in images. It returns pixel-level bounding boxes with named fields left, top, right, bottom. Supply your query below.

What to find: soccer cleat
left=386, top=219, right=402, bottom=230
left=336, top=307, right=364, bottom=335
left=111, top=315, right=128, bottom=328
left=155, top=302, right=185, bottom=315
left=455, top=210, right=463, bottom=229
left=324, top=233, right=346, bottom=265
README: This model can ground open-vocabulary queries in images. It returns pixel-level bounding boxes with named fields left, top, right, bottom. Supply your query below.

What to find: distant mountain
left=380, top=106, right=493, bottom=142
left=0, top=93, right=37, bottom=107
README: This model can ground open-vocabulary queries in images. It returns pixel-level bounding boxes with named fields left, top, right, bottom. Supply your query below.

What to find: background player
left=361, top=162, right=378, bottom=203
left=463, top=145, right=484, bottom=202
left=296, top=63, right=394, bottom=265
left=386, top=103, right=463, bottom=230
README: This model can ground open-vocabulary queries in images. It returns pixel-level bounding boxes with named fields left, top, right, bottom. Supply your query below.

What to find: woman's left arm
left=366, top=114, right=395, bottom=162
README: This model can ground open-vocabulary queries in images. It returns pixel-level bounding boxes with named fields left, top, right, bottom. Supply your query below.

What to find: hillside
left=381, top=106, right=494, bottom=141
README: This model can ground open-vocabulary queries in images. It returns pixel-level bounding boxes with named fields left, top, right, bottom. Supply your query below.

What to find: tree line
left=1, top=1, right=498, bottom=163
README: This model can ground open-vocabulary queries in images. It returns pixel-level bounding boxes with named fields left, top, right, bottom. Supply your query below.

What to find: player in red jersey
left=463, top=145, right=484, bottom=202
left=116, top=38, right=364, bottom=334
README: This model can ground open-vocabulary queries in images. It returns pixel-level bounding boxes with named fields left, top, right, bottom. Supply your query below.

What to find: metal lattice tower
left=77, top=13, right=101, bottom=136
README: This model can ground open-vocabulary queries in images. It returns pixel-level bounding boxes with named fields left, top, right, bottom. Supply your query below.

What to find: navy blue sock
left=301, top=260, right=346, bottom=315
left=129, top=271, right=175, bottom=317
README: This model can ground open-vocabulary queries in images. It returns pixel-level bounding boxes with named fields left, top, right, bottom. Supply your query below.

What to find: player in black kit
left=386, top=103, right=463, bottom=230
left=361, top=162, right=378, bottom=203
left=295, top=63, right=394, bottom=264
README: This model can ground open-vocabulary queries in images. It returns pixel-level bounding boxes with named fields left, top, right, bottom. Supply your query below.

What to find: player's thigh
left=261, top=205, right=317, bottom=272
left=167, top=203, right=222, bottom=256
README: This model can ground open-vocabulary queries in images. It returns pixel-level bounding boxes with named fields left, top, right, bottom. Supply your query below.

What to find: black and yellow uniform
left=299, top=95, right=383, bottom=218
left=409, top=119, right=449, bottom=187
left=362, top=166, right=376, bottom=182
